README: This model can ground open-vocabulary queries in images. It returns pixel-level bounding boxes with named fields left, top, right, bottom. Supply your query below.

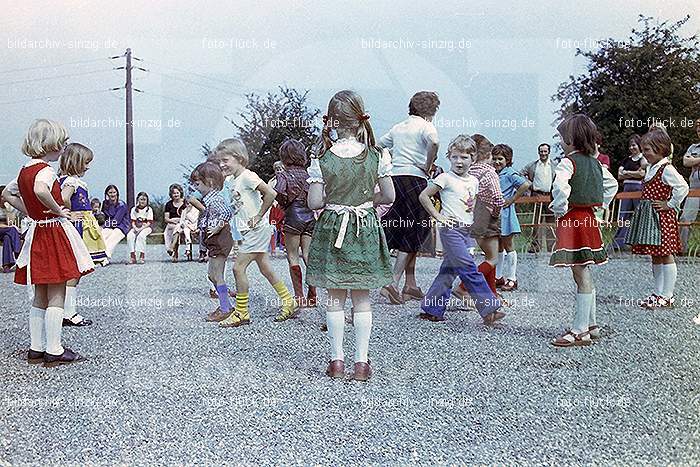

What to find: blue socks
left=216, top=284, right=231, bottom=312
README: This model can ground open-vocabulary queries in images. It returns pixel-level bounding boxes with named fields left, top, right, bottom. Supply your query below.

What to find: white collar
left=330, top=137, right=365, bottom=159
left=631, top=154, right=642, bottom=161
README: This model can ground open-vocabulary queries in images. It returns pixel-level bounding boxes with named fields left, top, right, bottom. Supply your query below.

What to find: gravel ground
left=1, top=244, right=699, bottom=466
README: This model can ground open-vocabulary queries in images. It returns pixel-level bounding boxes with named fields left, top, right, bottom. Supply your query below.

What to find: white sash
left=325, top=202, right=374, bottom=249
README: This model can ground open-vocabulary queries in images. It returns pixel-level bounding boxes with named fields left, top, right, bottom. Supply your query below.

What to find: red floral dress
left=629, top=164, right=682, bottom=256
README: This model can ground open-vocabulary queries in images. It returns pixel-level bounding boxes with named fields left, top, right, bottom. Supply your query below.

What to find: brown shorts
left=470, top=199, right=501, bottom=239
left=204, top=223, right=233, bottom=258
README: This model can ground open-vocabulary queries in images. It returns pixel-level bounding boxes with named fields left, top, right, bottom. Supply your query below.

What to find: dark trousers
left=0, top=226, right=21, bottom=267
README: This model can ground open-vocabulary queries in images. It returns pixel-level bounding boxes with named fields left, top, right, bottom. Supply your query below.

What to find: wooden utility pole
left=125, top=48, right=135, bottom=208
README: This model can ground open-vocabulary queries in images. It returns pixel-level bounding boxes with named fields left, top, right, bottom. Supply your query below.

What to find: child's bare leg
left=300, top=234, right=316, bottom=301
left=404, top=254, right=418, bottom=289
left=285, top=234, right=303, bottom=299
left=256, top=252, right=296, bottom=318
left=233, top=253, right=254, bottom=294
left=256, top=252, right=280, bottom=285
left=478, top=236, right=499, bottom=266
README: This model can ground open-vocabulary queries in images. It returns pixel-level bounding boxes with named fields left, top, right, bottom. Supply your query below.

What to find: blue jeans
left=421, top=226, right=501, bottom=319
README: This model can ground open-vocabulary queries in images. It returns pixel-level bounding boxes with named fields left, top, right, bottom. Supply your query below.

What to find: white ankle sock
left=63, top=286, right=77, bottom=320
left=589, top=289, right=597, bottom=326
left=495, top=251, right=506, bottom=278
left=506, top=251, right=518, bottom=280
left=353, top=310, right=372, bottom=363
left=652, top=264, right=663, bottom=296
left=325, top=311, right=345, bottom=361
left=661, top=263, right=677, bottom=298
left=29, top=307, right=45, bottom=352
left=45, top=307, right=65, bottom=356
left=573, top=293, right=592, bottom=334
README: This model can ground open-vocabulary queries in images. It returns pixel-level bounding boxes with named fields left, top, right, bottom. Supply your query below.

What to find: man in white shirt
left=520, top=143, right=557, bottom=252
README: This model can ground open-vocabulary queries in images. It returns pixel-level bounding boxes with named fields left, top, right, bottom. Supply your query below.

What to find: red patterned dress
left=627, top=163, right=683, bottom=256
left=13, top=160, right=94, bottom=285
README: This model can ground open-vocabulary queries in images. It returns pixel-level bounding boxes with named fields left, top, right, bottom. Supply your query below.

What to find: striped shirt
left=199, top=190, right=233, bottom=232
left=468, top=162, right=505, bottom=210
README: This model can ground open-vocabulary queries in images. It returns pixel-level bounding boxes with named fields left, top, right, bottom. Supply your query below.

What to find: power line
left=145, top=69, right=248, bottom=97
left=0, top=58, right=110, bottom=74
left=145, top=60, right=254, bottom=93
left=139, top=90, right=229, bottom=113
left=0, top=89, right=110, bottom=105
left=0, top=68, right=115, bottom=87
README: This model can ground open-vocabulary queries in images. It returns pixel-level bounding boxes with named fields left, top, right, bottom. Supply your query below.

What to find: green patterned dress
left=306, top=147, right=393, bottom=289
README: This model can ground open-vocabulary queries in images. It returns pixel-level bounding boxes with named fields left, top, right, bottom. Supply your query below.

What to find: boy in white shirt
left=417, top=135, right=505, bottom=324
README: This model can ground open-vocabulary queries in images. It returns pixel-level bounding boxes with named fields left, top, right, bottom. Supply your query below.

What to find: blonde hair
left=213, top=138, right=250, bottom=167
left=59, top=143, right=94, bottom=177
left=320, top=90, right=377, bottom=161
left=447, top=134, right=477, bottom=156
left=22, top=119, right=69, bottom=158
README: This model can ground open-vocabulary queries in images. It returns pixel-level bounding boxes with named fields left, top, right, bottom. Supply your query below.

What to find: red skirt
left=549, top=207, right=608, bottom=267
left=15, top=221, right=93, bottom=285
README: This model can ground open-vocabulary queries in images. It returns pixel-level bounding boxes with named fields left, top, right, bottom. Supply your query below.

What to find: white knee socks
left=325, top=310, right=345, bottom=361
left=652, top=264, right=663, bottom=296
left=353, top=311, right=372, bottom=363
left=63, top=286, right=77, bottom=320
left=29, top=306, right=46, bottom=352
left=45, top=306, right=65, bottom=356
left=573, top=293, right=592, bottom=334
left=495, top=251, right=506, bottom=278
left=505, top=251, right=518, bottom=280
left=589, top=289, right=597, bottom=326
left=662, top=263, right=677, bottom=299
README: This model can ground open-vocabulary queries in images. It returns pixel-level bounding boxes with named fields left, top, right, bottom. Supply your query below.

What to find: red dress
left=631, top=164, right=682, bottom=256
left=14, top=161, right=94, bottom=285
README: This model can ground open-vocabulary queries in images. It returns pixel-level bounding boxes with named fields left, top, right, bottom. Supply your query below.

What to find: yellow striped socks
left=272, top=281, right=294, bottom=307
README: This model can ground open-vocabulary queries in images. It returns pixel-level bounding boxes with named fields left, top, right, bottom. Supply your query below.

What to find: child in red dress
left=549, top=114, right=618, bottom=347
left=1, top=119, right=94, bottom=366
left=625, top=130, right=689, bottom=308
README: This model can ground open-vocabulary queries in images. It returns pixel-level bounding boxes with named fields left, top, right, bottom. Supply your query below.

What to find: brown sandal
left=551, top=330, right=592, bottom=347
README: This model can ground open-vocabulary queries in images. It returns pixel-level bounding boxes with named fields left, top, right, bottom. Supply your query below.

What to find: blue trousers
left=0, top=226, right=20, bottom=267
left=421, top=226, right=501, bottom=319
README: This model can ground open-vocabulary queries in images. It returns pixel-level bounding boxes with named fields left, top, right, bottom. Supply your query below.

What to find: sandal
left=501, top=279, right=518, bottom=292
left=640, top=294, right=659, bottom=309
left=551, top=330, right=592, bottom=347
left=588, top=325, right=601, bottom=340
left=655, top=296, right=675, bottom=309
left=380, top=285, right=405, bottom=305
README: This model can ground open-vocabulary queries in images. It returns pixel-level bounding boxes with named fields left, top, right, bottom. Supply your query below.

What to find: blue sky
left=1, top=0, right=698, bottom=200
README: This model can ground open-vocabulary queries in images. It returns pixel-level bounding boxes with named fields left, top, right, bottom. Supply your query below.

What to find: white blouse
left=307, top=137, right=393, bottom=184
left=549, top=155, right=618, bottom=218
left=644, top=158, right=689, bottom=210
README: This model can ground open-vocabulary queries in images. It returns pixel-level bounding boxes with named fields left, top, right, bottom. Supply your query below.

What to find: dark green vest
left=567, top=153, right=603, bottom=207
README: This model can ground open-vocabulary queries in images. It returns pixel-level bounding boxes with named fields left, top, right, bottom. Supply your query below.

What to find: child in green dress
left=307, top=90, right=395, bottom=382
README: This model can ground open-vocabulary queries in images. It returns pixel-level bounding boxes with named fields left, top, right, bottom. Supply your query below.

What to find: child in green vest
left=307, top=90, right=395, bottom=381
left=549, top=114, right=618, bottom=347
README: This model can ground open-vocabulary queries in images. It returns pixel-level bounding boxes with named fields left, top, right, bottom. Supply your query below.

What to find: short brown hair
left=279, top=139, right=307, bottom=167
left=556, top=114, right=597, bottom=155
left=641, top=130, right=672, bottom=158
left=470, top=134, right=493, bottom=162
left=492, top=144, right=514, bottom=167
left=59, top=143, right=94, bottom=176
left=409, top=91, right=440, bottom=118
left=190, top=162, right=224, bottom=190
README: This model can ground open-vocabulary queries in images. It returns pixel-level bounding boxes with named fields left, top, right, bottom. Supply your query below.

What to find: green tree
left=230, top=86, right=321, bottom=182
left=553, top=15, right=700, bottom=175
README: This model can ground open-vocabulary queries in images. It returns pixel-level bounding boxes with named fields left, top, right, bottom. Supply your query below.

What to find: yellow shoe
left=274, top=300, right=299, bottom=322
left=219, top=310, right=251, bottom=328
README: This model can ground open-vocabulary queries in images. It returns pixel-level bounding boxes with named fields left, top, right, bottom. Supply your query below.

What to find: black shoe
left=419, top=312, right=446, bottom=322
left=63, top=315, right=93, bottom=327
left=43, top=348, right=85, bottom=368
left=27, top=349, right=44, bottom=364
